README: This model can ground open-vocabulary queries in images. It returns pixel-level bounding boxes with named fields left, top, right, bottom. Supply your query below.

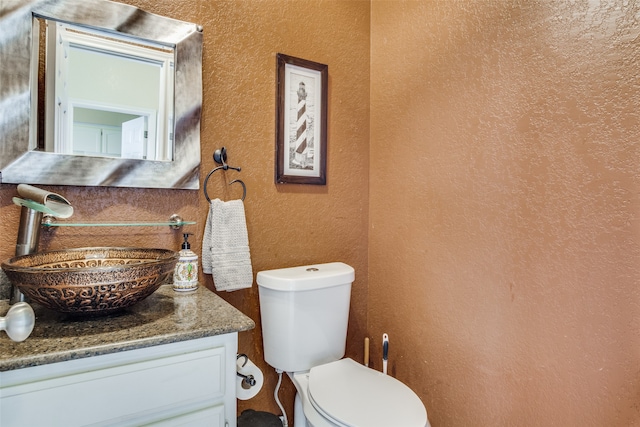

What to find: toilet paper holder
left=237, top=354, right=257, bottom=387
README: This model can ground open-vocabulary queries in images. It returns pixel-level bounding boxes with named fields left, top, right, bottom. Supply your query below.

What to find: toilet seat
left=307, top=358, right=428, bottom=427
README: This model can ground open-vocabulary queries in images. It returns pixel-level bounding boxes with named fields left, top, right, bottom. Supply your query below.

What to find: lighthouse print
left=293, top=81, right=310, bottom=167
left=277, top=53, right=327, bottom=185
left=284, top=64, right=321, bottom=176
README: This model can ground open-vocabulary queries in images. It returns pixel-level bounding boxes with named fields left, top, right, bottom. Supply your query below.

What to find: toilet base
left=293, top=392, right=307, bottom=427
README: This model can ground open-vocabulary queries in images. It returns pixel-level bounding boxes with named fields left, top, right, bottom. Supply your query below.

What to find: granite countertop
left=0, top=285, right=255, bottom=371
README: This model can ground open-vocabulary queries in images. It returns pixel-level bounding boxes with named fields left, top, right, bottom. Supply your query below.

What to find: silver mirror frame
left=0, top=0, right=202, bottom=189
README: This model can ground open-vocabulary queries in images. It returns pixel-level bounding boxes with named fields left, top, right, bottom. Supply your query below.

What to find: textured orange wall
left=6, top=1, right=638, bottom=425
left=0, top=0, right=370, bottom=418
left=370, top=1, right=640, bottom=426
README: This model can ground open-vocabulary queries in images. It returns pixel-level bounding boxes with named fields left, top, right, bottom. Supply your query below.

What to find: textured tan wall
left=370, top=1, right=640, bottom=426
left=0, top=0, right=370, bottom=418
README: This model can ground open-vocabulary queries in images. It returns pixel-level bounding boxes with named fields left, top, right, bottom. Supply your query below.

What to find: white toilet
left=257, top=262, right=430, bottom=427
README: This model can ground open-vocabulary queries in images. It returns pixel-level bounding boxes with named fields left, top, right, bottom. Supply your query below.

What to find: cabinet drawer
left=150, top=404, right=226, bottom=427
left=1, top=340, right=227, bottom=427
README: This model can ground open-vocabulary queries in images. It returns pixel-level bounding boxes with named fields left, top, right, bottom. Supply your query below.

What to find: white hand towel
left=202, top=198, right=253, bottom=291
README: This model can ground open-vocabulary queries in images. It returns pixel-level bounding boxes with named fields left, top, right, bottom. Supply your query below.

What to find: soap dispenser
left=173, top=233, right=199, bottom=292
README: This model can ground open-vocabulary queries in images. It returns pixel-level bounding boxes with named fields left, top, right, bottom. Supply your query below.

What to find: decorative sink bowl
left=2, top=247, right=178, bottom=316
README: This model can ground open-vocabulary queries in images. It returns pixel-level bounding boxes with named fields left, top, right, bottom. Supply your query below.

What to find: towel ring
left=203, top=171, right=246, bottom=202
left=203, top=147, right=247, bottom=202
left=229, top=179, right=247, bottom=201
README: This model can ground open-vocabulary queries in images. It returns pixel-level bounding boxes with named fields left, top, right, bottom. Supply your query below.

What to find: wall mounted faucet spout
left=10, top=185, right=73, bottom=304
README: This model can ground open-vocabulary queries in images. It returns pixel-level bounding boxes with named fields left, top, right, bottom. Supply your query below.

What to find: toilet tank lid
left=257, top=262, right=354, bottom=291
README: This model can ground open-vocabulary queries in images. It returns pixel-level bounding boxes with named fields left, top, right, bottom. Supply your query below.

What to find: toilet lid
left=308, top=358, right=427, bottom=427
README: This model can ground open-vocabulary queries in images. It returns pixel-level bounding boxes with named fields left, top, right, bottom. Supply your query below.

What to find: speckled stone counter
left=0, top=285, right=255, bottom=371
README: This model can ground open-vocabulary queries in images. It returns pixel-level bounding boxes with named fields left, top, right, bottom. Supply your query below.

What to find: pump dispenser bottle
left=173, top=233, right=199, bottom=292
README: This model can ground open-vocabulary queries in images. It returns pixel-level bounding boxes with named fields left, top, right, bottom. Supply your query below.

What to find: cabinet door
left=72, top=123, right=103, bottom=155
left=102, top=126, right=123, bottom=157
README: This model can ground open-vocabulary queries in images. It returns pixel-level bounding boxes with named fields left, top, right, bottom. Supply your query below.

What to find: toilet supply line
left=382, top=333, right=389, bottom=375
left=273, top=368, right=289, bottom=427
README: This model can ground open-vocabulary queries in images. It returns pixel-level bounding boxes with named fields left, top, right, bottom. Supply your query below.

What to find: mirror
left=0, top=0, right=202, bottom=189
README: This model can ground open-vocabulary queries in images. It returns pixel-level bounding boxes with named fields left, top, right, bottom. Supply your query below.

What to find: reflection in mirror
left=0, top=0, right=202, bottom=189
left=36, top=19, right=175, bottom=161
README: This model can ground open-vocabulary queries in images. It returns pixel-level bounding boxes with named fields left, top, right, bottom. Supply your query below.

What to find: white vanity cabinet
left=0, top=333, right=238, bottom=427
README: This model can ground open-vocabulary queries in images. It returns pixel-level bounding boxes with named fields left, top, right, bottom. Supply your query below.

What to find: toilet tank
left=257, top=262, right=355, bottom=373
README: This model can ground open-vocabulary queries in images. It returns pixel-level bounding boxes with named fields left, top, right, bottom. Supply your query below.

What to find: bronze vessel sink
left=2, top=247, right=178, bottom=315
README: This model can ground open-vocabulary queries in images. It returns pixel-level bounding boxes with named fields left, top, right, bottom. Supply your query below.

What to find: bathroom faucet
left=10, top=185, right=73, bottom=304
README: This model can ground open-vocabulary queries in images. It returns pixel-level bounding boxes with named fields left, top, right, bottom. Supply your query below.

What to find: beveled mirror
left=0, top=0, right=202, bottom=189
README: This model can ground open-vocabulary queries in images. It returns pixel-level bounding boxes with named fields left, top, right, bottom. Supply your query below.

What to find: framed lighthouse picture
left=275, top=53, right=328, bottom=185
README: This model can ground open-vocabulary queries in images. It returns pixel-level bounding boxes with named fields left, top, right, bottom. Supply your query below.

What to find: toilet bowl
left=257, top=263, right=430, bottom=427
left=291, top=358, right=429, bottom=427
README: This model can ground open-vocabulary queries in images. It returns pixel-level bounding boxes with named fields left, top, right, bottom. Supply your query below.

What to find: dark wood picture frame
left=275, top=53, right=328, bottom=185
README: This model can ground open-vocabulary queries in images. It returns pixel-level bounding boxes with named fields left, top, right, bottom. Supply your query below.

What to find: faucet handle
left=0, top=302, right=35, bottom=342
